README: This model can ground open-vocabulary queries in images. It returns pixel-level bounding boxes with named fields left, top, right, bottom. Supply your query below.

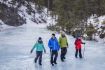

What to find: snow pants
left=61, top=47, right=67, bottom=61
left=50, top=50, right=58, bottom=64
left=35, top=51, right=42, bottom=64
left=75, top=48, right=82, bottom=58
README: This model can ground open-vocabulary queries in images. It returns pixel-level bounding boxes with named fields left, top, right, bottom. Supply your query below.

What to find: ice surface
left=0, top=23, right=105, bottom=70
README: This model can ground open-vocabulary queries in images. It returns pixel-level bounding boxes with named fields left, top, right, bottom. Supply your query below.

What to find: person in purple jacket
left=48, top=33, right=60, bottom=66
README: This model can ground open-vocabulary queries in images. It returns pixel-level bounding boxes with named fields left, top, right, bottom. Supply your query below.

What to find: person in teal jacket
left=30, top=37, right=46, bottom=65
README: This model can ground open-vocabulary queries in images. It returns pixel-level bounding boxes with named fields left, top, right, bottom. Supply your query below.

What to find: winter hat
left=77, top=36, right=81, bottom=39
left=61, top=32, right=65, bottom=37
left=52, top=33, right=55, bottom=36
left=38, top=37, right=43, bottom=43
left=39, top=37, right=42, bottom=40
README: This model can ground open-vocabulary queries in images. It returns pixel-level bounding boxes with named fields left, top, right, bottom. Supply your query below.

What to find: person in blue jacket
left=48, top=33, right=60, bottom=66
left=30, top=37, right=46, bottom=65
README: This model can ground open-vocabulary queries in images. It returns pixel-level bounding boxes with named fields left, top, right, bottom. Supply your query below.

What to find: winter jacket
left=75, top=39, right=82, bottom=49
left=59, top=36, right=68, bottom=48
left=32, top=42, right=45, bottom=52
left=48, top=37, right=60, bottom=51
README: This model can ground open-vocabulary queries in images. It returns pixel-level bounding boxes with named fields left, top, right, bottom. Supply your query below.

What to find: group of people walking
left=30, top=33, right=85, bottom=66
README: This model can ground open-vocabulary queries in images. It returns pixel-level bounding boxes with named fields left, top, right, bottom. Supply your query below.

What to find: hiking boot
left=80, top=57, right=83, bottom=59
left=54, top=62, right=57, bottom=64
left=61, top=59, right=64, bottom=62
left=64, top=57, right=66, bottom=59
left=75, top=55, right=78, bottom=58
left=51, top=63, right=54, bottom=66
left=34, top=59, right=37, bottom=63
left=39, top=63, right=42, bottom=66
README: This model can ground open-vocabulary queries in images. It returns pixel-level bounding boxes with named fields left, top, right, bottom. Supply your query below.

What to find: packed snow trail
left=0, top=24, right=105, bottom=70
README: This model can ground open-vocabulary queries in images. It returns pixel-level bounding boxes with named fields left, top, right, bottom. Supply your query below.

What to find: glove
left=50, top=47, right=52, bottom=49
left=82, top=42, right=85, bottom=44
left=30, top=50, right=33, bottom=53
left=67, top=43, right=68, bottom=47
left=83, top=43, right=85, bottom=44
left=44, top=50, right=46, bottom=53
